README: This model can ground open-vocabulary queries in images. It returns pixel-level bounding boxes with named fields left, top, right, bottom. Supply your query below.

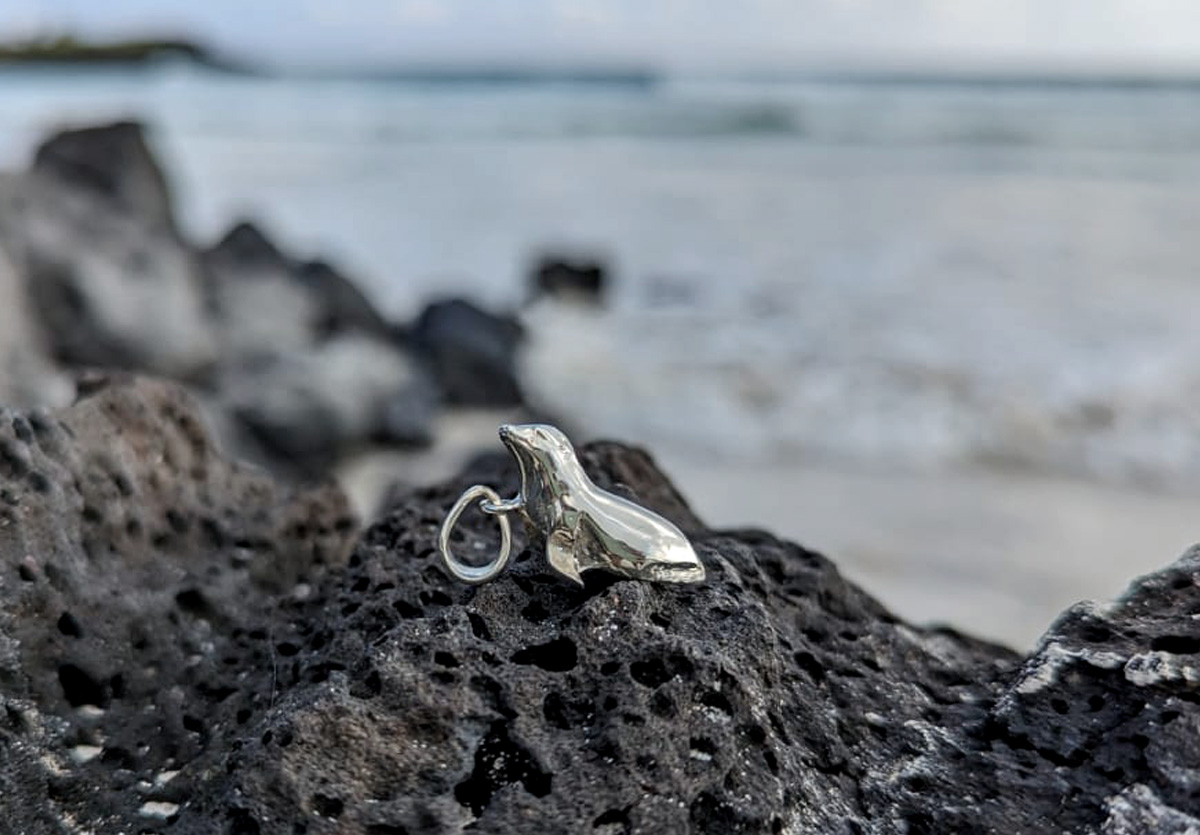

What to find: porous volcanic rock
left=4, top=397, right=1200, bottom=833
left=0, top=376, right=356, bottom=834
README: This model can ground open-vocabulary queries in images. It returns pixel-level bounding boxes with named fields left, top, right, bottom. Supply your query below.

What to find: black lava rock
left=411, top=298, right=524, bottom=407
left=531, top=256, right=607, bottom=304
left=4, top=383, right=1200, bottom=833
left=294, top=259, right=393, bottom=341
left=0, top=377, right=357, bottom=834
left=32, top=120, right=178, bottom=236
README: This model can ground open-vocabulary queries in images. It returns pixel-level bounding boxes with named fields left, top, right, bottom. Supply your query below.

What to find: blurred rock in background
left=0, top=120, right=534, bottom=506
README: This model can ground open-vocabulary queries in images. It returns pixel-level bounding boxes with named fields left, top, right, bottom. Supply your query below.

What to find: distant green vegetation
left=0, top=35, right=231, bottom=69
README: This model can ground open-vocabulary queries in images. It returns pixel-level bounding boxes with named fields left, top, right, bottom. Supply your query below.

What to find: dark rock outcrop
left=217, top=334, right=436, bottom=476
left=32, top=120, right=178, bottom=236
left=201, top=220, right=436, bottom=474
left=411, top=298, right=524, bottom=406
left=0, top=169, right=217, bottom=378
left=0, top=245, right=70, bottom=407
left=202, top=221, right=393, bottom=354
left=4, top=388, right=1200, bottom=833
left=531, top=256, right=607, bottom=304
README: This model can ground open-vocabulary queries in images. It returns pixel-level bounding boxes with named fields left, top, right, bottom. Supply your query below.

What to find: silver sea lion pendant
left=438, top=424, right=705, bottom=586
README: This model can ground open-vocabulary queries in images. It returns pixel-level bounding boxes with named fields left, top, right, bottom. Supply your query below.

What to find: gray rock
left=294, top=258, right=393, bottom=341
left=0, top=243, right=70, bottom=407
left=411, top=298, right=524, bottom=406
left=32, top=120, right=179, bottom=237
left=203, top=221, right=322, bottom=359
left=0, top=171, right=217, bottom=377
left=5, top=405, right=1200, bottom=833
left=218, top=334, right=436, bottom=475
left=203, top=221, right=393, bottom=360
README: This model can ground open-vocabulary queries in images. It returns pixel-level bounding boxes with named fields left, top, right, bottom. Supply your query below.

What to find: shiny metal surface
left=438, top=484, right=513, bottom=583
left=438, top=424, right=705, bottom=586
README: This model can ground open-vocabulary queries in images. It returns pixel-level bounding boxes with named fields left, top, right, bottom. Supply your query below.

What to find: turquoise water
left=5, top=63, right=1200, bottom=481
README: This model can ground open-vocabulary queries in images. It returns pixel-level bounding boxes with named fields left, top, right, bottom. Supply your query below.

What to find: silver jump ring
left=438, top=485, right=513, bottom=584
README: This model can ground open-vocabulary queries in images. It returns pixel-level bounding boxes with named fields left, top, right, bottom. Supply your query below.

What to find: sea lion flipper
left=546, top=528, right=584, bottom=586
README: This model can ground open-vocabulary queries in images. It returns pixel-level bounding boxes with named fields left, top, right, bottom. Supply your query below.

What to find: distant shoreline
left=0, top=36, right=245, bottom=73
left=4, top=39, right=1200, bottom=91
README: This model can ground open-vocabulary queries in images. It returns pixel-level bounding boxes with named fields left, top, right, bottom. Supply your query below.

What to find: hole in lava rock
left=689, top=792, right=740, bottom=835
left=175, top=588, right=212, bottom=618
left=1079, top=623, right=1112, bottom=643
left=543, top=692, right=595, bottom=729
left=56, top=611, right=83, bottom=638
left=100, top=746, right=135, bottom=769
left=649, top=692, right=675, bottom=718
left=468, top=613, right=493, bottom=641
left=521, top=601, right=550, bottom=623
left=312, top=795, right=344, bottom=819
left=511, top=637, right=578, bottom=672
left=741, top=723, right=767, bottom=744
left=593, top=807, right=633, bottom=833
left=764, top=748, right=779, bottom=774
left=394, top=600, right=424, bottom=619
left=351, top=670, right=383, bottom=700
left=434, top=651, right=460, bottom=668
left=366, top=825, right=410, bottom=835
left=454, top=721, right=552, bottom=816
left=699, top=689, right=733, bottom=715
left=227, top=808, right=261, bottom=835
left=419, top=589, right=452, bottom=607
left=58, top=663, right=108, bottom=707
left=630, top=654, right=693, bottom=688
left=166, top=508, right=190, bottom=534
left=1151, top=634, right=1200, bottom=654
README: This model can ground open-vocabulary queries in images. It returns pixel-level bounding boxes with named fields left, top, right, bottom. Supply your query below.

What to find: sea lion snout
left=499, top=423, right=574, bottom=459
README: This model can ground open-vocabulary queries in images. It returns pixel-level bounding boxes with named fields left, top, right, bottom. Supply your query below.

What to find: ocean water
left=5, top=63, right=1200, bottom=484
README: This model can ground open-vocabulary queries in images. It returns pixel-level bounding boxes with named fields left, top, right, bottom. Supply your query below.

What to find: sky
left=4, top=0, right=1200, bottom=72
